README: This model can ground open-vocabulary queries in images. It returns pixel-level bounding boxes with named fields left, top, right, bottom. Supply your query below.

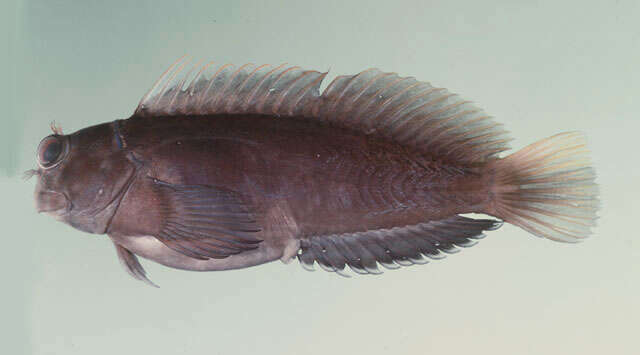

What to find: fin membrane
left=297, top=215, right=502, bottom=276
left=113, top=242, right=158, bottom=288
left=151, top=178, right=263, bottom=260
left=135, top=58, right=326, bottom=118
left=134, top=57, right=511, bottom=164
left=488, top=132, right=599, bottom=242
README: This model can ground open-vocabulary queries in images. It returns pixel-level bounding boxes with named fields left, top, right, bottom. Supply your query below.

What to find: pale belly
left=109, top=190, right=303, bottom=272
left=112, top=234, right=300, bottom=272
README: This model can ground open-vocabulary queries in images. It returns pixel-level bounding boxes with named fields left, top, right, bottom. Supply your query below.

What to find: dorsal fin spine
left=324, top=68, right=373, bottom=114
left=384, top=87, right=442, bottom=128
left=417, top=99, right=471, bottom=138
left=387, top=90, right=451, bottom=137
left=351, top=76, right=407, bottom=126
left=137, top=55, right=186, bottom=111
left=471, top=138, right=511, bottom=161
left=273, top=70, right=314, bottom=114
left=418, top=105, right=476, bottom=146
left=422, top=110, right=482, bottom=154
left=342, top=71, right=391, bottom=114
left=368, top=80, right=423, bottom=127
left=343, top=72, right=397, bottom=125
left=187, top=61, right=213, bottom=95
left=334, top=70, right=389, bottom=119
left=198, top=63, right=231, bottom=110
left=155, top=58, right=190, bottom=108
left=256, top=66, right=300, bottom=113
left=169, top=59, right=202, bottom=112
left=287, top=70, right=324, bottom=116
left=136, top=58, right=511, bottom=164
left=368, top=83, right=427, bottom=133
left=446, top=126, right=498, bottom=152
left=223, top=63, right=264, bottom=112
left=290, top=72, right=326, bottom=116
left=401, top=97, right=465, bottom=144
left=444, top=122, right=504, bottom=156
left=242, top=63, right=287, bottom=111
left=213, top=63, right=253, bottom=110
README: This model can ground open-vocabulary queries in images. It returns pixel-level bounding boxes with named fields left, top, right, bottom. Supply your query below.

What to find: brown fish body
left=32, top=59, right=599, bottom=285
left=107, top=114, right=489, bottom=272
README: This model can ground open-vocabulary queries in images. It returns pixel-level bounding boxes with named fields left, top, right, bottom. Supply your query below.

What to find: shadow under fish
left=29, top=57, right=600, bottom=286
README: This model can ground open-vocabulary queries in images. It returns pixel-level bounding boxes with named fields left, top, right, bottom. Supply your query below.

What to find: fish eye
left=37, top=135, right=66, bottom=169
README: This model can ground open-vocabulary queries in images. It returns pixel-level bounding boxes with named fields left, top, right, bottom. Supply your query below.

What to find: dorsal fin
left=135, top=57, right=326, bottom=118
left=134, top=57, right=511, bottom=164
left=317, top=69, right=512, bottom=163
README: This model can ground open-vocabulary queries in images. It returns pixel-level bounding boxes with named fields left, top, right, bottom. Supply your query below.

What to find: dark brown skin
left=115, top=114, right=489, bottom=232
left=34, top=122, right=137, bottom=234
left=34, top=114, right=488, bottom=273
left=32, top=60, right=598, bottom=284
left=114, top=114, right=488, bottom=271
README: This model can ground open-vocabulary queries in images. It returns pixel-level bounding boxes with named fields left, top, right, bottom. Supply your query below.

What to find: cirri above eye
left=37, top=135, right=66, bottom=169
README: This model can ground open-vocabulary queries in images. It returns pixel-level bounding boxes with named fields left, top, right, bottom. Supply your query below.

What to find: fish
left=31, top=57, right=599, bottom=286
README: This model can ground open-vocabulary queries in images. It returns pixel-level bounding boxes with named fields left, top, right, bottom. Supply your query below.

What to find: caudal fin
left=487, top=132, right=599, bottom=242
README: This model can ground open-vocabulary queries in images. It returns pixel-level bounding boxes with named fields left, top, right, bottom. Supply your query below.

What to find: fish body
left=32, top=59, right=599, bottom=285
left=109, top=114, right=488, bottom=272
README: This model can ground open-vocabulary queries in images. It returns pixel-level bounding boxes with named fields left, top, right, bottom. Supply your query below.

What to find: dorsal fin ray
left=135, top=57, right=326, bottom=118
left=134, top=57, right=512, bottom=164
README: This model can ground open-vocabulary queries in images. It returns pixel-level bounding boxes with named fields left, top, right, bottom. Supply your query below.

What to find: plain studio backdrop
left=1, top=1, right=638, bottom=354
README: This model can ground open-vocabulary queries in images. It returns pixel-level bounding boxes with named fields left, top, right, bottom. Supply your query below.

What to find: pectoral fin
left=112, top=241, right=159, bottom=288
left=150, top=178, right=263, bottom=260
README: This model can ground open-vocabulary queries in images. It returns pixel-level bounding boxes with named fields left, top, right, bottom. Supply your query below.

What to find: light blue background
left=2, top=1, right=638, bottom=354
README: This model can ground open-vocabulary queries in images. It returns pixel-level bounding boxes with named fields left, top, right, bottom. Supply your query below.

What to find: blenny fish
left=30, top=58, right=599, bottom=286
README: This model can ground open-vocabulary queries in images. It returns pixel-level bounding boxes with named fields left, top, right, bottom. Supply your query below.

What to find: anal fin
left=298, top=215, right=502, bottom=276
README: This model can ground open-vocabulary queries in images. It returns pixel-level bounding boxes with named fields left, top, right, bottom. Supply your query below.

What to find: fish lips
left=35, top=189, right=71, bottom=216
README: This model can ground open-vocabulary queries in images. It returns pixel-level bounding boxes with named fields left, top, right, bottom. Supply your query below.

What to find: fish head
left=33, top=121, right=137, bottom=234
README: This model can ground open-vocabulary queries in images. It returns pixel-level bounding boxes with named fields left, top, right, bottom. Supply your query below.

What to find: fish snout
left=35, top=190, right=70, bottom=215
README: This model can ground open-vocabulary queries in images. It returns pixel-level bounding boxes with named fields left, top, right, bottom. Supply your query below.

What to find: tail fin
left=487, top=132, right=599, bottom=242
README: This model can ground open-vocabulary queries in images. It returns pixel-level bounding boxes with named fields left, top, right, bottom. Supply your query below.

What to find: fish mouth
left=35, top=190, right=72, bottom=216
